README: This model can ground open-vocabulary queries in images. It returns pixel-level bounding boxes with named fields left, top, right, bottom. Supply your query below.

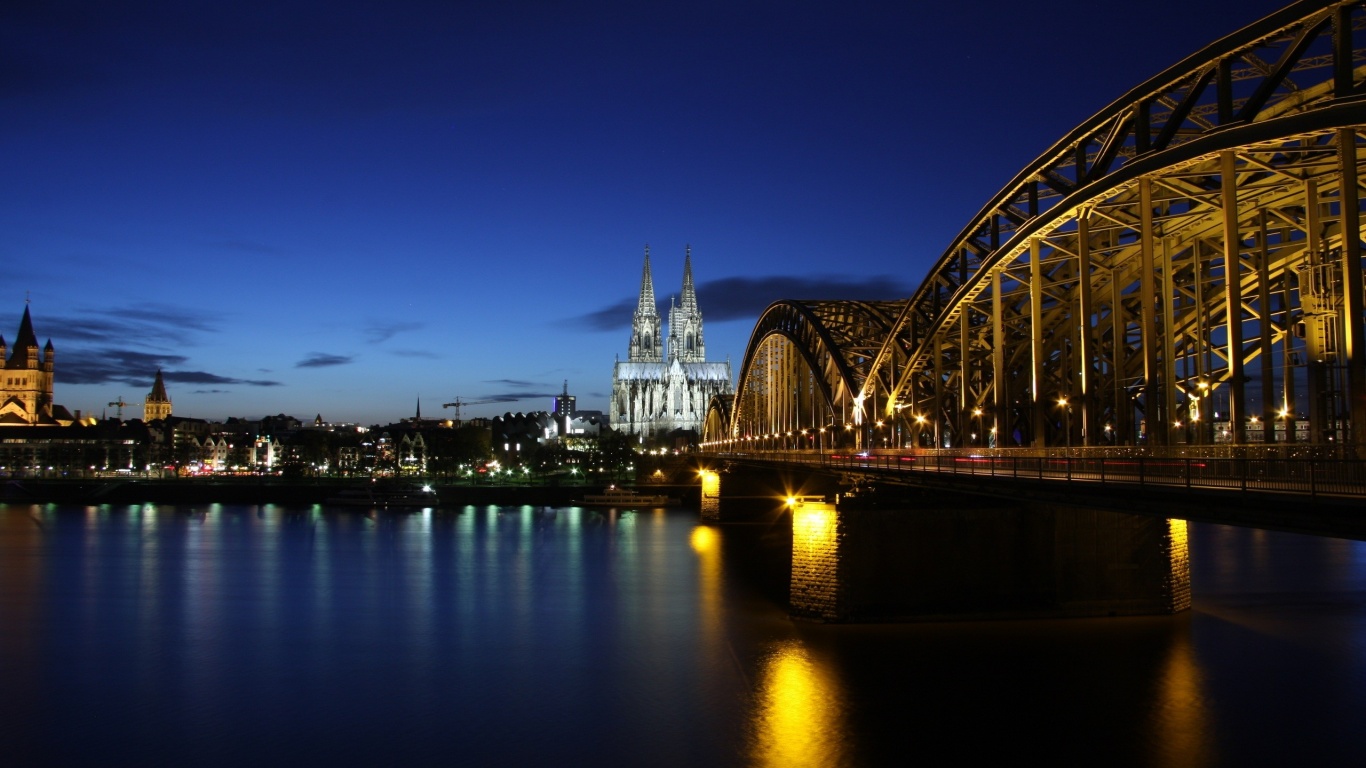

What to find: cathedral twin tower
left=611, top=246, right=733, bottom=440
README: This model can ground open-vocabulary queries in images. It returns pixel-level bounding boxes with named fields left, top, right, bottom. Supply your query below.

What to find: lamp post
left=1057, top=397, right=1071, bottom=450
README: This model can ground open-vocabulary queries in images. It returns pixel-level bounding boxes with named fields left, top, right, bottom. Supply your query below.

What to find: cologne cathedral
left=611, top=246, right=733, bottom=441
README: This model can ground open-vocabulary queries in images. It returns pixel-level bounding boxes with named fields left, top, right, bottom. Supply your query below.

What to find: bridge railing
left=701, top=449, right=1366, bottom=499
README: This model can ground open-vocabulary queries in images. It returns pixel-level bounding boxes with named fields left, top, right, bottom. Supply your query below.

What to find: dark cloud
left=571, top=274, right=915, bottom=331
left=296, top=352, right=352, bottom=368
left=41, top=304, right=216, bottom=346
left=484, top=379, right=538, bottom=387
left=60, top=349, right=188, bottom=386
left=31, top=303, right=274, bottom=387
left=364, top=320, right=424, bottom=344
left=58, top=348, right=279, bottom=387
left=478, top=391, right=558, bottom=403
left=390, top=349, right=438, bottom=359
left=163, top=371, right=281, bottom=387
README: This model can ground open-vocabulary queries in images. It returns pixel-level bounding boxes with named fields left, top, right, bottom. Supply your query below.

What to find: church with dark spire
left=611, top=245, right=732, bottom=440
left=143, top=369, right=173, bottom=423
left=0, top=305, right=74, bottom=426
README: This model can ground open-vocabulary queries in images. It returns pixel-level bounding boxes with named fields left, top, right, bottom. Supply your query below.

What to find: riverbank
left=1, top=478, right=703, bottom=507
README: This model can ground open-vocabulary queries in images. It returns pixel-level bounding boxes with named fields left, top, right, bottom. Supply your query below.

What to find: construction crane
left=442, top=396, right=500, bottom=427
left=108, top=397, right=132, bottom=420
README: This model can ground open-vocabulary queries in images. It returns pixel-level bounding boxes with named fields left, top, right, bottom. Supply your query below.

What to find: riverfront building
left=143, top=370, right=172, bottom=422
left=610, top=246, right=733, bottom=441
left=0, top=306, right=76, bottom=426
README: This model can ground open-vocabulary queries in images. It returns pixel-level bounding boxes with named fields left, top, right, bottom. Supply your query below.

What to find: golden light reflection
left=1148, top=626, right=1211, bottom=767
left=750, top=640, right=847, bottom=767
left=690, top=525, right=718, bottom=554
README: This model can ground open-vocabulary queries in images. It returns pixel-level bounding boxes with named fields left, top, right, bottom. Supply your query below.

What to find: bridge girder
left=867, top=0, right=1366, bottom=451
left=708, top=1, right=1366, bottom=455
left=707, top=300, right=905, bottom=445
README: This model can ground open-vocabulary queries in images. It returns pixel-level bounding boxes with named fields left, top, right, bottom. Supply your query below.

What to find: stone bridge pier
left=787, top=496, right=1191, bottom=623
left=694, top=464, right=1190, bottom=622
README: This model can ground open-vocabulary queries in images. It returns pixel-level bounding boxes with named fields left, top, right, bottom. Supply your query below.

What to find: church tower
left=0, top=305, right=57, bottom=425
left=144, top=369, right=172, bottom=422
left=628, top=245, right=663, bottom=363
left=669, top=244, right=706, bottom=363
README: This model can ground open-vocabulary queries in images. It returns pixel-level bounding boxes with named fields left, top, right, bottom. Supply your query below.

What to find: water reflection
left=1147, top=625, right=1212, bottom=768
left=3, top=506, right=1366, bottom=764
left=750, top=640, right=847, bottom=767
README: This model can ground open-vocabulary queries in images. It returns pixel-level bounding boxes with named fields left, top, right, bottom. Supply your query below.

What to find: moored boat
left=580, top=485, right=679, bottom=507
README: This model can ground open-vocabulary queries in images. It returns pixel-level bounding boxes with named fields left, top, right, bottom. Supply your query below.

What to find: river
left=1, top=502, right=1363, bottom=766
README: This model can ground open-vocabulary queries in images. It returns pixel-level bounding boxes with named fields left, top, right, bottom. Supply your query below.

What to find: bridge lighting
left=1057, top=397, right=1068, bottom=407
left=972, top=408, right=982, bottom=417
left=914, top=414, right=927, bottom=424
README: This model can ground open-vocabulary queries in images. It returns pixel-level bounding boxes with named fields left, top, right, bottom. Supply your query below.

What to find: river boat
left=580, top=485, right=679, bottom=507
left=325, top=483, right=439, bottom=508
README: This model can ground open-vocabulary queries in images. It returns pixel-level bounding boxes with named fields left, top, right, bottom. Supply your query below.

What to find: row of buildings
left=0, top=249, right=736, bottom=475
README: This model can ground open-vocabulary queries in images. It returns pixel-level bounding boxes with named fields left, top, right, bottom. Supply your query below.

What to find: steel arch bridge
left=705, top=0, right=1366, bottom=455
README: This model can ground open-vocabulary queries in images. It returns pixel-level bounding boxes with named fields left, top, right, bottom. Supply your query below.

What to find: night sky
left=2, top=0, right=1289, bottom=425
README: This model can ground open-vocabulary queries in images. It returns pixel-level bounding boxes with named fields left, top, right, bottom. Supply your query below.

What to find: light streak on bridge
left=705, top=0, right=1366, bottom=459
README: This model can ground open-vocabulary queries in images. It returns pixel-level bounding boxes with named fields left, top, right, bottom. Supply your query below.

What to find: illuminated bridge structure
left=705, top=0, right=1366, bottom=474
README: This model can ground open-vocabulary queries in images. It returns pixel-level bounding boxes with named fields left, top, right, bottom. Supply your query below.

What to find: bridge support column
left=788, top=496, right=1191, bottom=623
left=699, top=469, right=722, bottom=522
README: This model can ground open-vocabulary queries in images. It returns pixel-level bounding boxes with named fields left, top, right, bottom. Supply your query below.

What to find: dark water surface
left=1, top=503, right=1364, bottom=766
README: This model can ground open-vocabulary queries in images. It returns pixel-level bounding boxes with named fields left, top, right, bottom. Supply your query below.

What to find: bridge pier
left=788, top=497, right=1190, bottom=623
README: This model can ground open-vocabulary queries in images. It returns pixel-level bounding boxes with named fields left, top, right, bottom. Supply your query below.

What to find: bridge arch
left=705, top=300, right=905, bottom=449
left=854, top=0, right=1366, bottom=452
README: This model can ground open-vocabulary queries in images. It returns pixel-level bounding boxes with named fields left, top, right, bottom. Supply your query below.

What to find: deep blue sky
left=2, top=0, right=1289, bottom=425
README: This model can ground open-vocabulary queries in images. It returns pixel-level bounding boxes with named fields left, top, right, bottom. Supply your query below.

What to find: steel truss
left=719, top=301, right=904, bottom=446
left=708, top=1, right=1366, bottom=454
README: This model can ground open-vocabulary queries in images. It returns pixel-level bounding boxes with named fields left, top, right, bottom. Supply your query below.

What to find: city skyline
left=2, top=0, right=1286, bottom=425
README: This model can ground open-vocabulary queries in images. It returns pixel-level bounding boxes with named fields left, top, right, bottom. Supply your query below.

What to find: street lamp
left=1057, top=397, right=1071, bottom=449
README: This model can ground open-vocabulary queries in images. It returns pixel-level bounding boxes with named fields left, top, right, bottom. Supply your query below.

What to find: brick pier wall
left=788, top=499, right=1192, bottom=622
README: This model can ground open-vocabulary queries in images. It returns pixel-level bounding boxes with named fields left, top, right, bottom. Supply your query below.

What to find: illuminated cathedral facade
left=611, top=246, right=732, bottom=441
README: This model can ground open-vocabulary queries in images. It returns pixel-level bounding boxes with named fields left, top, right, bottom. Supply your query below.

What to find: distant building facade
left=0, top=306, right=76, bottom=426
left=610, top=246, right=732, bottom=441
left=143, top=370, right=172, bottom=422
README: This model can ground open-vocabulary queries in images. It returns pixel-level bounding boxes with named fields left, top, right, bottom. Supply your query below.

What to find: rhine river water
left=1, top=501, right=1364, bottom=766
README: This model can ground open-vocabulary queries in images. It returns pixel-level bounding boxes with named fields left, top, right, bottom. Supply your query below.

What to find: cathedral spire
left=681, top=244, right=698, bottom=313
left=628, top=245, right=663, bottom=363
left=636, top=244, right=657, bottom=315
